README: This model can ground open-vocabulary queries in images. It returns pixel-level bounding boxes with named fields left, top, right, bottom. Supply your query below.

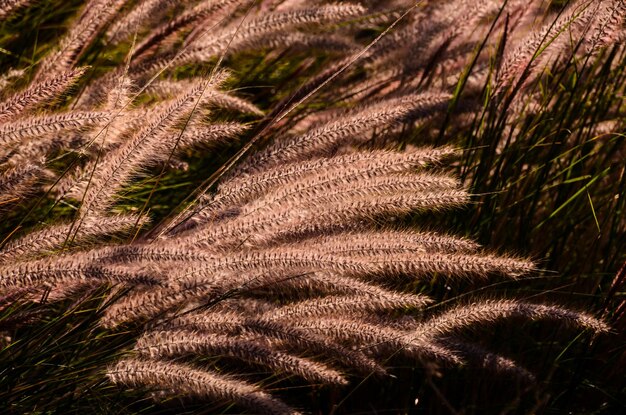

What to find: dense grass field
left=0, top=1, right=624, bottom=414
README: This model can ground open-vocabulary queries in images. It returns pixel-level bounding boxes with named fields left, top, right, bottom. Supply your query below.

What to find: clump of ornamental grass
left=0, top=1, right=623, bottom=414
